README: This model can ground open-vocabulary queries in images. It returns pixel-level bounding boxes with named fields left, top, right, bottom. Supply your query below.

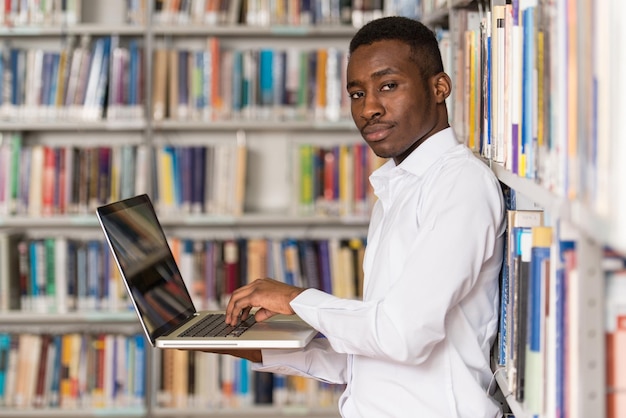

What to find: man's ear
left=432, top=72, right=452, bottom=103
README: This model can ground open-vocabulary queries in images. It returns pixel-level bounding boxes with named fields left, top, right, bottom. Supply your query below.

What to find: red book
left=42, top=146, right=56, bottom=216
left=33, top=334, right=51, bottom=408
left=223, top=240, right=239, bottom=296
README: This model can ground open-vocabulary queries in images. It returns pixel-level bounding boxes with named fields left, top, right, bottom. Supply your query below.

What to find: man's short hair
left=349, top=16, right=444, bottom=80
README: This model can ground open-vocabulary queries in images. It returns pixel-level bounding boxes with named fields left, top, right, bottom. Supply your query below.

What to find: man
left=222, top=16, right=506, bottom=417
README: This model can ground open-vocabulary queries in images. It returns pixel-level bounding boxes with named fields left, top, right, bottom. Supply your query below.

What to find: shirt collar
left=371, top=127, right=460, bottom=182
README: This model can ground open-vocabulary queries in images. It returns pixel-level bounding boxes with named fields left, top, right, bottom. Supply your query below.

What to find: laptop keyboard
left=180, top=314, right=256, bottom=338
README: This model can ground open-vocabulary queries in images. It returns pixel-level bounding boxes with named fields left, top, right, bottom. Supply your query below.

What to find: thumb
left=254, top=308, right=279, bottom=322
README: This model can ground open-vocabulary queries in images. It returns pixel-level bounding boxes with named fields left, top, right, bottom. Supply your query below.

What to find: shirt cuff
left=290, top=288, right=336, bottom=330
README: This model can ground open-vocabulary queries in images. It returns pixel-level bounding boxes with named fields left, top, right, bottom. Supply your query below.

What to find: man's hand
left=225, top=278, right=305, bottom=325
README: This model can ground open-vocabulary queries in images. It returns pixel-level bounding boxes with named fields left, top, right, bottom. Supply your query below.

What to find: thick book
left=503, top=209, right=543, bottom=398
left=0, top=230, right=22, bottom=311
left=152, top=48, right=168, bottom=121
left=499, top=209, right=543, bottom=371
left=523, top=226, right=552, bottom=414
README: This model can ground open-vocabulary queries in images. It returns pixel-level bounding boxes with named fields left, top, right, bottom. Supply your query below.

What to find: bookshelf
left=1, top=0, right=623, bottom=417
left=436, top=0, right=625, bottom=417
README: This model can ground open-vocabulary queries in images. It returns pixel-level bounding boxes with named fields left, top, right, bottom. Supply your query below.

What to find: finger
left=225, top=286, right=257, bottom=324
left=254, top=308, right=278, bottom=322
left=240, top=306, right=253, bottom=321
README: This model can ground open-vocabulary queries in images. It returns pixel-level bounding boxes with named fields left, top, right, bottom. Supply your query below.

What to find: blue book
left=253, top=370, right=273, bottom=404
left=231, top=50, right=243, bottom=112
left=177, top=49, right=189, bottom=112
left=524, top=226, right=552, bottom=413
left=48, top=334, right=63, bottom=407
left=48, top=52, right=60, bottom=106
left=180, top=146, right=193, bottom=212
left=10, top=48, right=24, bottom=106
left=259, top=49, right=274, bottom=107
left=128, top=40, right=141, bottom=106
left=191, top=146, right=205, bottom=213
left=0, top=333, right=10, bottom=402
left=238, top=358, right=250, bottom=402
left=317, top=239, right=332, bottom=294
left=555, top=237, right=575, bottom=417
left=172, top=146, right=183, bottom=208
left=298, top=239, right=320, bottom=290
left=521, top=6, right=535, bottom=178
left=94, top=37, right=112, bottom=115
left=76, top=241, right=87, bottom=310
left=87, top=240, right=101, bottom=310
left=29, top=240, right=41, bottom=302
left=40, top=52, right=53, bottom=106
left=133, top=334, right=146, bottom=403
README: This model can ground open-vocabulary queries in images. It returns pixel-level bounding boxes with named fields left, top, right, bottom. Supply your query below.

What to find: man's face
left=346, top=39, right=441, bottom=164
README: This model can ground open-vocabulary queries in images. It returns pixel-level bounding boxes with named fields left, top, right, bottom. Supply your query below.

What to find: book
left=0, top=334, right=9, bottom=405
left=503, top=209, right=543, bottom=400
left=523, top=225, right=552, bottom=414
left=0, top=230, right=22, bottom=311
left=152, top=48, right=169, bottom=121
left=605, top=258, right=626, bottom=418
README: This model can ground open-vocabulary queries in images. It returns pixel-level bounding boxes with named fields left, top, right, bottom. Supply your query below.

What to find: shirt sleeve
left=252, top=337, right=349, bottom=384
left=291, top=160, right=504, bottom=365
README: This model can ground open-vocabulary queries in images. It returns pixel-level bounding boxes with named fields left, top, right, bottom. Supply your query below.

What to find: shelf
left=151, top=119, right=357, bottom=132
left=150, top=24, right=356, bottom=37
left=151, top=406, right=340, bottom=417
left=0, top=214, right=369, bottom=229
left=0, top=24, right=146, bottom=36
left=491, top=164, right=623, bottom=253
left=0, top=120, right=146, bottom=132
left=0, top=406, right=145, bottom=417
left=0, top=311, right=137, bottom=324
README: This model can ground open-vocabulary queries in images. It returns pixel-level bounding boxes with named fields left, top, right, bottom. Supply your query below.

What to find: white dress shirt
left=255, top=128, right=506, bottom=417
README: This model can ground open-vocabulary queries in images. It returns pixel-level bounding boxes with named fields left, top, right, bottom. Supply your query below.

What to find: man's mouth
left=362, top=123, right=393, bottom=142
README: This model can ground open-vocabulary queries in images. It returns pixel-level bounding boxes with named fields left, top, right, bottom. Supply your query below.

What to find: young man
left=222, top=16, right=506, bottom=417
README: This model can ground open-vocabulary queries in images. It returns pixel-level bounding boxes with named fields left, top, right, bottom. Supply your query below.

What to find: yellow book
left=315, top=48, right=328, bottom=119
left=299, top=143, right=313, bottom=214
left=233, top=130, right=247, bottom=216
left=157, top=147, right=175, bottom=213
left=152, top=48, right=168, bottom=121
left=468, top=29, right=477, bottom=151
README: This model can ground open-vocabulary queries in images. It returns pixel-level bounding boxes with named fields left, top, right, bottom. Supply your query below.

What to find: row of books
left=154, top=140, right=247, bottom=216
left=0, top=135, right=386, bottom=219
left=0, top=234, right=367, bottom=313
left=0, top=0, right=80, bottom=28
left=152, top=0, right=420, bottom=27
left=0, top=140, right=150, bottom=217
left=0, top=138, right=249, bottom=218
left=0, top=332, right=145, bottom=410
left=152, top=41, right=351, bottom=123
left=292, top=142, right=385, bottom=218
left=0, top=330, right=344, bottom=413
left=0, top=36, right=145, bottom=121
left=495, top=207, right=626, bottom=418
left=157, top=349, right=343, bottom=410
left=445, top=2, right=617, bottom=219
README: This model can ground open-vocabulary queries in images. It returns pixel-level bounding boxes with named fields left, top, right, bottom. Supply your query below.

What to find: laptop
left=96, top=194, right=318, bottom=350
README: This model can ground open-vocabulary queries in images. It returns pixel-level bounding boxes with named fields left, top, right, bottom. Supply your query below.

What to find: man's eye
left=380, top=83, right=397, bottom=91
left=349, top=91, right=364, bottom=100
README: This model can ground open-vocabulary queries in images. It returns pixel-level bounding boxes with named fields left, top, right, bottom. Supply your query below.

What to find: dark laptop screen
left=97, top=194, right=196, bottom=344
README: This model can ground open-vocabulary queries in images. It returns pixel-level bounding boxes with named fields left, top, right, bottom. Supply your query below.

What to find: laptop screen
left=97, top=194, right=196, bottom=344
